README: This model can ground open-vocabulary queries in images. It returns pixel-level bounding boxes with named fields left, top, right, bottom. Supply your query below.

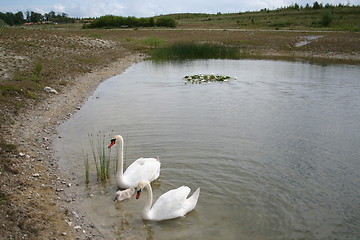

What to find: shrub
left=321, top=12, right=333, bottom=26
left=87, top=15, right=162, bottom=28
left=155, top=17, right=176, bottom=28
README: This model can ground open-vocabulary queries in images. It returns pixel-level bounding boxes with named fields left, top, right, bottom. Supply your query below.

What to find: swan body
left=136, top=180, right=200, bottom=221
left=108, top=135, right=161, bottom=189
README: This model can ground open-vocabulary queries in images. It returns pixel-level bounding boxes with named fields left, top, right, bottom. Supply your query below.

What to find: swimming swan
left=136, top=180, right=200, bottom=221
left=108, top=135, right=161, bottom=189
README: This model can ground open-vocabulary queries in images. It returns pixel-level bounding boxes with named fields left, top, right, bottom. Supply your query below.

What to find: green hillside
left=163, top=5, right=360, bottom=31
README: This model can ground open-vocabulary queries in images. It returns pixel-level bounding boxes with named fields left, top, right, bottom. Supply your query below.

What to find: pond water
left=54, top=59, right=360, bottom=240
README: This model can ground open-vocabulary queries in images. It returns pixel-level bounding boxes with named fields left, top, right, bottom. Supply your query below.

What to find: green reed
left=149, top=42, right=242, bottom=61
left=83, top=151, right=90, bottom=184
left=87, top=133, right=112, bottom=183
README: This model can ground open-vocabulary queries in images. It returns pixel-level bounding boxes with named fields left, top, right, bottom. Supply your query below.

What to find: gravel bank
left=0, top=53, right=143, bottom=239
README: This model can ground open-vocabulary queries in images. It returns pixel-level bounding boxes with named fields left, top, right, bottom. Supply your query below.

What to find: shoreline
left=2, top=53, right=143, bottom=239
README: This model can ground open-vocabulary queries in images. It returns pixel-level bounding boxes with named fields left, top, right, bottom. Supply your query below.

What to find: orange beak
left=108, top=139, right=116, bottom=148
left=136, top=190, right=142, bottom=199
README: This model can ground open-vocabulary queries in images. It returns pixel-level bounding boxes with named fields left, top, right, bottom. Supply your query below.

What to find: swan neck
left=117, top=136, right=124, bottom=176
left=144, top=182, right=153, bottom=213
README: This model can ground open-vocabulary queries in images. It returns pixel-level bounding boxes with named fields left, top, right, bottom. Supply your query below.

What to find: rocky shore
left=0, top=53, right=143, bottom=239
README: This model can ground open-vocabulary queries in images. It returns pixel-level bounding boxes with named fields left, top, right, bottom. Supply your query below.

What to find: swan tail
left=188, top=188, right=200, bottom=203
left=183, top=188, right=200, bottom=214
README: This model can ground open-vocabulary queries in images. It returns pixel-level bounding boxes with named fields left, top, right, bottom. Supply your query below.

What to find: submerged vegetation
left=149, top=42, right=242, bottom=61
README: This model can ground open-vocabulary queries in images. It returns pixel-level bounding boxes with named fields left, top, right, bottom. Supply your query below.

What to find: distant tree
left=0, top=12, right=25, bottom=25
left=51, top=12, right=74, bottom=23
left=48, top=11, right=56, bottom=19
left=30, top=11, right=43, bottom=22
left=313, top=1, right=322, bottom=9
left=14, top=11, right=24, bottom=24
left=0, top=12, right=14, bottom=25
left=25, top=11, right=30, bottom=22
left=137, top=17, right=155, bottom=27
left=294, top=3, right=300, bottom=10
left=149, top=17, right=155, bottom=27
left=155, top=17, right=176, bottom=27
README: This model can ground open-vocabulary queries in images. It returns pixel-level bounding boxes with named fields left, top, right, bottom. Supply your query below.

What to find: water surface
left=54, top=60, right=360, bottom=239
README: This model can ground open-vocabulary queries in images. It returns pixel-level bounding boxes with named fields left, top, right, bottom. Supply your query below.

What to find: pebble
left=44, top=86, right=59, bottom=94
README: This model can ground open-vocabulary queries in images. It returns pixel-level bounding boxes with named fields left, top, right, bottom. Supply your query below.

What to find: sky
left=1, top=0, right=359, bottom=18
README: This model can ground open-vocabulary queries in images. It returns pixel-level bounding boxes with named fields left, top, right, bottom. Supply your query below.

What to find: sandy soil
left=0, top=53, right=143, bottom=239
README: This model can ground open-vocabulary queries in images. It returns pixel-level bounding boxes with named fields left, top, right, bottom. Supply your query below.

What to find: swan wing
left=123, top=158, right=161, bottom=187
left=149, top=186, right=194, bottom=220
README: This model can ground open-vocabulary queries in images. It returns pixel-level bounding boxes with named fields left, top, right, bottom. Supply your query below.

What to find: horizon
left=2, top=0, right=360, bottom=18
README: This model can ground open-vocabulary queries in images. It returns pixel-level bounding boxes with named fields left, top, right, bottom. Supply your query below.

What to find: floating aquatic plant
left=184, top=74, right=236, bottom=84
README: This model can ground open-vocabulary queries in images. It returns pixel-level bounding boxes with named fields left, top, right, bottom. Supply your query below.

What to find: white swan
left=108, top=135, right=161, bottom=189
left=136, top=180, right=200, bottom=221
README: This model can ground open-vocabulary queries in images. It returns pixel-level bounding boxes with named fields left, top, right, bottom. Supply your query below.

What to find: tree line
left=0, top=10, right=176, bottom=28
left=261, top=1, right=357, bottom=11
left=85, top=15, right=176, bottom=28
left=0, top=11, right=78, bottom=26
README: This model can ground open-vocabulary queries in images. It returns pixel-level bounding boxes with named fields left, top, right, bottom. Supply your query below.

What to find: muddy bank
left=0, top=54, right=143, bottom=239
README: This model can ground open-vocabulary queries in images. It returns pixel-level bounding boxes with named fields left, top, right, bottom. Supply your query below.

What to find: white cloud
left=53, top=4, right=66, bottom=13
left=59, top=0, right=126, bottom=17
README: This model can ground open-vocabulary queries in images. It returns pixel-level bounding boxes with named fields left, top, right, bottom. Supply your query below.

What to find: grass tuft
left=83, top=151, right=90, bottom=184
left=141, top=37, right=166, bottom=47
left=86, top=132, right=112, bottom=183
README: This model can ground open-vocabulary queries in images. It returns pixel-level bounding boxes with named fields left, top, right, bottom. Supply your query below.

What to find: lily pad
left=184, top=74, right=236, bottom=84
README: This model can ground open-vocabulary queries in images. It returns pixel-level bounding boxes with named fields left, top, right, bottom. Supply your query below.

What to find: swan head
left=108, top=135, right=123, bottom=148
left=135, top=180, right=148, bottom=199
